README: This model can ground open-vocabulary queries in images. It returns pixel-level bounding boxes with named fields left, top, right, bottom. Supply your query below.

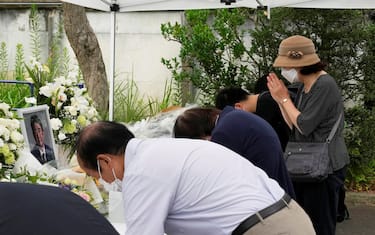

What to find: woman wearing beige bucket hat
left=267, top=35, right=350, bottom=235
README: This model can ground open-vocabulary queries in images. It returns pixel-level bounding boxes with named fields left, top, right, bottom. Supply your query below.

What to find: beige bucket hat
left=273, top=35, right=320, bottom=68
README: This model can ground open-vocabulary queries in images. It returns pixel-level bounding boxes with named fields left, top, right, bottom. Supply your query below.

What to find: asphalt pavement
left=336, top=192, right=375, bottom=235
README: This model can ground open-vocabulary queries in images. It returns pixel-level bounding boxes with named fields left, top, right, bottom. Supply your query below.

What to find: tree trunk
left=62, top=3, right=109, bottom=115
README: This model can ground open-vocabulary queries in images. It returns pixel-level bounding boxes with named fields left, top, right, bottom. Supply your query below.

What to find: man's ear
left=234, top=102, right=242, bottom=109
left=97, top=154, right=112, bottom=168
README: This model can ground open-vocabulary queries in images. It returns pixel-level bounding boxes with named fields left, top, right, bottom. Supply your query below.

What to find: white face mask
left=97, top=159, right=122, bottom=192
left=281, top=68, right=299, bottom=83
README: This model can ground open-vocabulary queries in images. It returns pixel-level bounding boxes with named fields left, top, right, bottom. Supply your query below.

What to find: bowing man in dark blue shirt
left=0, top=182, right=119, bottom=235
left=174, top=106, right=295, bottom=199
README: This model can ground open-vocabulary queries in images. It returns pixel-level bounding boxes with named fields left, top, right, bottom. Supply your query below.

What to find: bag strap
left=326, top=112, right=343, bottom=143
left=296, top=94, right=343, bottom=143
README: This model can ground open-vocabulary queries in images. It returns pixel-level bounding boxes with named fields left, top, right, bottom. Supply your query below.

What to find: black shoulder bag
left=284, top=98, right=343, bottom=182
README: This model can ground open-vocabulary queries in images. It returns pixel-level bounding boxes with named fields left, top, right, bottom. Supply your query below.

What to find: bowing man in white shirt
left=76, top=121, right=315, bottom=235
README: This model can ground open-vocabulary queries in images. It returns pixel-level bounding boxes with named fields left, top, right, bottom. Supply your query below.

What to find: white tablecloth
left=111, top=222, right=126, bottom=235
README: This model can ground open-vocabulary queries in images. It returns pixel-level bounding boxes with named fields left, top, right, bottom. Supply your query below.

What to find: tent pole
left=109, top=10, right=116, bottom=121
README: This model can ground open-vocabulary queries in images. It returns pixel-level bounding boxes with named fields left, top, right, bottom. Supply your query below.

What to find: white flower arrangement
left=35, top=72, right=99, bottom=152
left=0, top=102, right=25, bottom=173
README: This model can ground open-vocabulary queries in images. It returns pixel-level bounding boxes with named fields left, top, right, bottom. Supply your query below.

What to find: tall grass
left=14, top=44, right=25, bottom=81
left=0, top=42, right=30, bottom=108
left=0, top=42, right=8, bottom=80
left=29, top=4, right=41, bottom=62
left=114, top=75, right=178, bottom=123
left=114, top=78, right=151, bottom=123
left=146, top=78, right=175, bottom=115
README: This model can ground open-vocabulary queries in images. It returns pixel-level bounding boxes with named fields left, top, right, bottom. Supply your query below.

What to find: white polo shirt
left=122, top=138, right=284, bottom=235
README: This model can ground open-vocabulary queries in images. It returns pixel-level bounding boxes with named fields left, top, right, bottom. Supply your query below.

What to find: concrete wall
left=0, top=7, right=182, bottom=99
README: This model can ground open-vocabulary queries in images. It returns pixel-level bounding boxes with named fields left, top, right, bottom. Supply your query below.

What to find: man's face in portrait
left=32, top=122, right=44, bottom=147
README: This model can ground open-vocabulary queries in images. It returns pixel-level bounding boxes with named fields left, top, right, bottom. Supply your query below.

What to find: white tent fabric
left=286, top=0, right=375, bottom=9
left=62, top=0, right=375, bottom=12
left=61, top=0, right=375, bottom=120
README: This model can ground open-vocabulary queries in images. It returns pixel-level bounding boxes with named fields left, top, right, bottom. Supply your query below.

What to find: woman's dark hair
left=173, top=107, right=221, bottom=139
left=300, top=61, right=327, bottom=75
left=215, top=87, right=250, bottom=110
left=75, top=121, right=135, bottom=170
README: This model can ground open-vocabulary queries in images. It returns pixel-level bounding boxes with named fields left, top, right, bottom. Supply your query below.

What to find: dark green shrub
left=345, top=106, right=375, bottom=191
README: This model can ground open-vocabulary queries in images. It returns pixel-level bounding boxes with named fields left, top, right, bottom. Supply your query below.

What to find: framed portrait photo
left=17, top=105, right=57, bottom=166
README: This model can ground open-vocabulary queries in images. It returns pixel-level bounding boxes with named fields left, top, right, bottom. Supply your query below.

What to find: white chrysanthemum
left=58, top=132, right=67, bottom=140
left=10, top=131, right=24, bottom=143
left=2, top=119, right=20, bottom=131
left=50, top=118, right=63, bottom=130
left=86, top=108, right=98, bottom=119
left=72, top=87, right=84, bottom=97
left=0, top=102, right=10, bottom=113
left=64, top=106, right=78, bottom=116
left=0, top=138, right=4, bottom=147
left=8, top=143, right=16, bottom=151
left=71, top=96, right=89, bottom=108
left=24, top=97, right=37, bottom=105
left=0, top=127, right=10, bottom=141
left=0, top=125, right=6, bottom=137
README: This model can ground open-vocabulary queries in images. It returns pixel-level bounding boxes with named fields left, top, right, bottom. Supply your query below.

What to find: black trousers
left=293, top=167, right=346, bottom=235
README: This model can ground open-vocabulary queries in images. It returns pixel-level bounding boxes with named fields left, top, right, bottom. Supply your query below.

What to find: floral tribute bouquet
left=12, top=161, right=102, bottom=206
left=58, top=177, right=93, bottom=203
left=36, top=72, right=99, bottom=158
left=0, top=102, right=25, bottom=179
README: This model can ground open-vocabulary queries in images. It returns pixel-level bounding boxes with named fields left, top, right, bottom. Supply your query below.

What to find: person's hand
left=267, top=73, right=290, bottom=104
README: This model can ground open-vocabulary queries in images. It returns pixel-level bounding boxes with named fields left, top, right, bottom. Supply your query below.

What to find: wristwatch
left=280, top=98, right=288, bottom=104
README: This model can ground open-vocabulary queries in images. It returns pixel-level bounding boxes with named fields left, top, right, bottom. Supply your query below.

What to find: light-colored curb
left=346, top=192, right=375, bottom=206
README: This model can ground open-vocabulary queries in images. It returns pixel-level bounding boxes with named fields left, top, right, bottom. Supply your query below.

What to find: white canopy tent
left=61, top=0, right=375, bottom=120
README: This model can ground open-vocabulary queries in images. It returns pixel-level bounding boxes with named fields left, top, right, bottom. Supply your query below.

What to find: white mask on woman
left=281, top=68, right=299, bottom=83
left=97, top=159, right=123, bottom=192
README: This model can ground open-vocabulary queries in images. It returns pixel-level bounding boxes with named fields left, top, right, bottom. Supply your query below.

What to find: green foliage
left=146, top=78, right=174, bottom=114
left=25, top=62, right=51, bottom=103
left=29, top=4, right=42, bottom=62
left=161, top=9, right=256, bottom=104
left=14, top=44, right=25, bottom=81
left=0, top=43, right=29, bottom=108
left=0, top=83, right=31, bottom=108
left=61, top=48, right=71, bottom=77
left=258, top=8, right=366, bottom=102
left=359, top=17, right=375, bottom=109
left=0, top=42, right=9, bottom=80
left=344, top=106, right=375, bottom=191
left=114, top=78, right=152, bottom=123
left=162, top=8, right=368, bottom=104
left=47, top=20, right=65, bottom=79
left=162, top=8, right=375, bottom=190
left=114, top=76, right=178, bottom=123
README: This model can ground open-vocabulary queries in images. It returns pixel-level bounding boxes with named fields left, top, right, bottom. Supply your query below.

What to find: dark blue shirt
left=211, top=106, right=295, bottom=198
left=0, top=182, right=119, bottom=235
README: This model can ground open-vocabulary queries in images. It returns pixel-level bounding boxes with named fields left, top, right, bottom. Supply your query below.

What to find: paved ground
left=336, top=192, right=375, bottom=235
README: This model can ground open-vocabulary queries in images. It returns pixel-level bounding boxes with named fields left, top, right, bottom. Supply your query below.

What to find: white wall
left=0, top=8, right=182, bottom=99
left=86, top=11, right=182, bottom=99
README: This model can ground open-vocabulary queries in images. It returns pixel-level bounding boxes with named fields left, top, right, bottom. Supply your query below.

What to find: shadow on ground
left=336, top=192, right=375, bottom=235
